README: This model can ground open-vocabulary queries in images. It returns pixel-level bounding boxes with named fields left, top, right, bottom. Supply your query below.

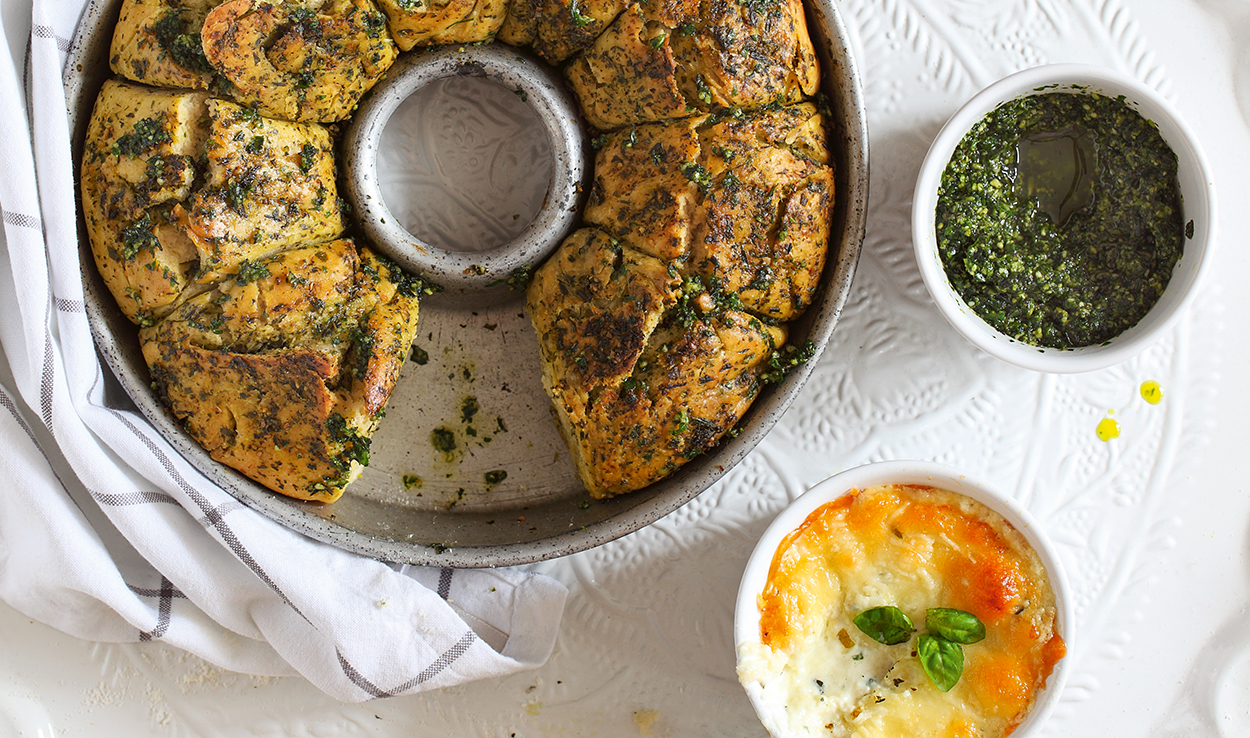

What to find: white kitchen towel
left=0, top=0, right=568, bottom=701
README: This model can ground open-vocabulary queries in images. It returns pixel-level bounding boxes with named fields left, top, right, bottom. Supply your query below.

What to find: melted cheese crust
left=738, top=484, right=1065, bottom=738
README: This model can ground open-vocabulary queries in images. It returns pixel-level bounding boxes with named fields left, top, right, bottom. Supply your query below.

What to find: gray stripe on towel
left=336, top=629, right=477, bottom=698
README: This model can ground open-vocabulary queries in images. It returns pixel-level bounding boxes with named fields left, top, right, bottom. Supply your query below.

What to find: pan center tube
left=376, top=76, right=553, bottom=254
left=343, top=46, right=588, bottom=305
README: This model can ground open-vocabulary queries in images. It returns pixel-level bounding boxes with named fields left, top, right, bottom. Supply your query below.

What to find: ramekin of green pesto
left=913, top=64, right=1216, bottom=373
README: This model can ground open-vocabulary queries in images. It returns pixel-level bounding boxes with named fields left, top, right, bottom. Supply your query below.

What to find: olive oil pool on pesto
left=935, top=90, right=1185, bottom=349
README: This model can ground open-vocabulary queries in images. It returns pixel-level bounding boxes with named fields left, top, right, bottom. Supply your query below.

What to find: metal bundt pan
left=63, top=0, right=868, bottom=567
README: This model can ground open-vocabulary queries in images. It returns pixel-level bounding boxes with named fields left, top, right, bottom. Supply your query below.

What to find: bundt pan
left=64, top=0, right=868, bottom=567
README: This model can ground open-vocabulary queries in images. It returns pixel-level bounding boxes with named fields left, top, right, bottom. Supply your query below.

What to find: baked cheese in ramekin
left=736, top=462, right=1069, bottom=738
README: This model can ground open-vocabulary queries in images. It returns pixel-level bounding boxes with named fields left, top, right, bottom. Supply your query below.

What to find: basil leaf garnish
left=917, top=634, right=964, bottom=692
left=926, top=608, right=986, bottom=645
left=852, top=606, right=915, bottom=646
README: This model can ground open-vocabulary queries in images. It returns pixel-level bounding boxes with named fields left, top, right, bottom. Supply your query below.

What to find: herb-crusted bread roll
left=584, top=116, right=702, bottom=261
left=530, top=0, right=629, bottom=64
left=109, top=0, right=221, bottom=90
left=526, top=227, right=787, bottom=498
left=184, top=98, right=345, bottom=282
left=561, top=305, right=783, bottom=498
left=201, top=0, right=397, bottom=123
left=585, top=104, right=834, bottom=321
left=375, top=0, right=508, bottom=50
left=565, top=0, right=819, bottom=130
left=686, top=105, right=833, bottom=321
left=140, top=240, right=422, bottom=502
left=527, top=227, right=680, bottom=398
left=81, top=80, right=211, bottom=325
left=80, top=81, right=345, bottom=326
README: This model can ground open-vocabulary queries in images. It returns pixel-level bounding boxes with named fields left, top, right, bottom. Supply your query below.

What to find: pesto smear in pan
left=935, top=90, right=1186, bottom=348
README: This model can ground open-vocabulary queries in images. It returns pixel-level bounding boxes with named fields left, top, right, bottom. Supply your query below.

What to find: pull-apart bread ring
left=85, top=0, right=835, bottom=504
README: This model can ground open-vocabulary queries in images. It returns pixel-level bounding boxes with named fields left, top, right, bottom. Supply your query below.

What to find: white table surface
left=3, top=0, right=1249, bottom=735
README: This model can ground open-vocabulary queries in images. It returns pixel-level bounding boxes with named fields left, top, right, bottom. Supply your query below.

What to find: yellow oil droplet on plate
left=634, top=710, right=660, bottom=735
left=1096, top=417, right=1120, bottom=442
left=1141, top=380, right=1163, bottom=404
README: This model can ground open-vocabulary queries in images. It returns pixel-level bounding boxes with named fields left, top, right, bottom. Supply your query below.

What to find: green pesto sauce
left=460, top=396, right=480, bottom=423
left=935, top=91, right=1185, bottom=348
left=431, top=427, right=457, bottom=454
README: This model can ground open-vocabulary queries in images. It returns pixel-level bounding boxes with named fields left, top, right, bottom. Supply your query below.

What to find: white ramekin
left=912, top=64, right=1215, bottom=373
left=735, top=460, right=1073, bottom=738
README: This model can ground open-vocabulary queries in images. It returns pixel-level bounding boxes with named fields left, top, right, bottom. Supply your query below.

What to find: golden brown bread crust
left=528, top=227, right=680, bottom=391
left=497, top=0, right=541, bottom=45
left=530, top=0, right=629, bottom=64
left=140, top=240, right=421, bottom=502
left=81, top=82, right=345, bottom=326
left=185, top=98, right=345, bottom=282
left=583, top=116, right=702, bottom=261
left=109, top=0, right=221, bottom=90
left=695, top=105, right=832, bottom=321
left=526, top=227, right=676, bottom=496
left=565, top=0, right=819, bottom=130
left=664, top=0, right=818, bottom=114
left=81, top=80, right=210, bottom=325
left=586, top=104, right=834, bottom=322
left=109, top=0, right=397, bottom=124
left=571, top=308, right=782, bottom=497
left=201, top=0, right=397, bottom=123
left=376, top=0, right=507, bottom=49
left=563, top=5, right=687, bottom=131
left=86, top=0, right=833, bottom=502
left=526, top=227, right=788, bottom=498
